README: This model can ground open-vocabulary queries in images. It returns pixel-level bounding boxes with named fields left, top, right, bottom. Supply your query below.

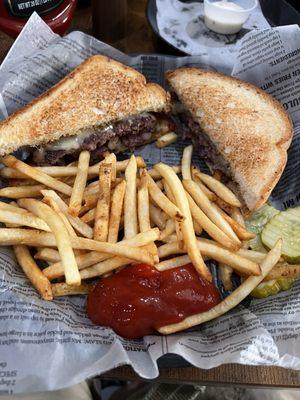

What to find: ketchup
left=87, top=263, right=221, bottom=339
left=0, top=0, right=77, bottom=38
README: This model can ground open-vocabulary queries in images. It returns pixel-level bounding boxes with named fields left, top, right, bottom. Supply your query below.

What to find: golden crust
left=166, top=67, right=293, bottom=212
left=0, top=55, right=170, bottom=155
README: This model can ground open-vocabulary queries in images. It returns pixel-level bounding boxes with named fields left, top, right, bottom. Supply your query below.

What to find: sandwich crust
left=167, top=68, right=293, bottom=212
left=0, top=55, right=170, bottom=155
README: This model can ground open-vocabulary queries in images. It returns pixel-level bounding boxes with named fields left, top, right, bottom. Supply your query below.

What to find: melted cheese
left=46, top=125, right=113, bottom=151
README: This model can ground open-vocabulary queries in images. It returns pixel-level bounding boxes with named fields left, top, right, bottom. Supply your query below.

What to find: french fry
left=8, top=178, right=37, bottom=187
left=159, top=219, right=176, bottom=241
left=156, top=255, right=192, bottom=271
left=3, top=201, right=29, bottom=228
left=1, top=155, right=73, bottom=196
left=149, top=203, right=167, bottom=230
left=154, top=163, right=212, bottom=282
left=0, top=201, right=30, bottom=215
left=114, top=156, right=145, bottom=173
left=157, top=241, right=185, bottom=258
left=148, top=165, right=181, bottom=180
left=219, top=264, right=233, bottom=291
left=214, top=197, right=234, bottom=215
left=0, top=157, right=145, bottom=179
left=18, top=199, right=81, bottom=286
left=183, top=179, right=241, bottom=245
left=216, top=206, right=255, bottom=241
left=157, top=239, right=260, bottom=276
left=83, top=180, right=99, bottom=195
left=81, top=256, right=131, bottom=279
left=163, top=180, right=184, bottom=248
left=61, top=176, right=76, bottom=186
left=264, top=263, right=300, bottom=281
left=81, top=207, right=96, bottom=224
left=186, top=191, right=238, bottom=250
left=196, top=180, right=217, bottom=201
left=0, top=228, right=156, bottom=265
left=124, top=155, right=138, bottom=239
left=108, top=180, right=126, bottom=243
left=0, top=185, right=44, bottom=199
left=160, top=234, right=178, bottom=243
left=44, top=251, right=110, bottom=280
left=138, top=170, right=151, bottom=233
left=236, top=249, right=267, bottom=263
left=44, top=196, right=78, bottom=239
left=181, top=145, right=193, bottom=180
left=105, top=153, right=117, bottom=182
left=41, top=190, right=93, bottom=238
left=155, top=180, right=164, bottom=190
left=144, top=242, right=159, bottom=264
left=155, top=132, right=177, bottom=148
left=0, top=229, right=57, bottom=247
left=0, top=209, right=51, bottom=232
left=191, top=166, right=217, bottom=201
left=14, top=245, right=53, bottom=300
left=146, top=172, right=185, bottom=222
left=94, top=163, right=112, bottom=241
left=230, top=207, right=246, bottom=226
left=78, top=203, right=94, bottom=217
left=83, top=193, right=99, bottom=208
left=71, top=237, right=154, bottom=264
left=83, top=178, right=123, bottom=199
left=51, top=282, right=92, bottom=297
left=158, top=240, right=282, bottom=334
left=193, top=219, right=202, bottom=236
left=68, top=150, right=90, bottom=217
left=196, top=172, right=241, bottom=207
left=34, top=248, right=61, bottom=263
left=43, top=228, right=160, bottom=279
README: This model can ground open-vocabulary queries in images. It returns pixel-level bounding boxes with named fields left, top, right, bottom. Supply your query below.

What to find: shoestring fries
left=0, top=144, right=287, bottom=338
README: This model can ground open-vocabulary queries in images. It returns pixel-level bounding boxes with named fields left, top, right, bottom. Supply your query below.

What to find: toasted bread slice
left=167, top=68, right=293, bottom=212
left=0, top=55, right=170, bottom=156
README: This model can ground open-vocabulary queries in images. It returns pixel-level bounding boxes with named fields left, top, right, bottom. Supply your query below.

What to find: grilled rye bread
left=167, top=68, right=293, bottom=212
left=0, top=55, right=171, bottom=164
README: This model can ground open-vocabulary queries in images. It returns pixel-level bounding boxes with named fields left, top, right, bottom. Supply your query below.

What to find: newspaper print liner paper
left=0, top=13, right=299, bottom=395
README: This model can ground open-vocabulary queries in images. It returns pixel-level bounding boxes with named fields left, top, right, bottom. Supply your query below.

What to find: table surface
left=0, top=1, right=299, bottom=389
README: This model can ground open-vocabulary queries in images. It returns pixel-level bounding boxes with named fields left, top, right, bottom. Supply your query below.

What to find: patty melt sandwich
left=0, top=55, right=171, bottom=164
left=166, top=68, right=293, bottom=212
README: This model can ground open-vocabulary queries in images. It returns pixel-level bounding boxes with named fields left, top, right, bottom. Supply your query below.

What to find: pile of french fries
left=0, top=145, right=292, bottom=334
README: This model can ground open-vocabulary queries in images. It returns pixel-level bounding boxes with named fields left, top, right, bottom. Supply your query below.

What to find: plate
left=146, top=0, right=300, bottom=56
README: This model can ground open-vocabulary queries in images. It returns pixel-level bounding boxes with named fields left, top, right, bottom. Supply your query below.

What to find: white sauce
left=214, top=0, right=243, bottom=10
left=204, top=1, right=246, bottom=35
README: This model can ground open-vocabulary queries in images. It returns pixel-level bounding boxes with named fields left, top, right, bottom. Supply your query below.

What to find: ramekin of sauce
left=204, top=0, right=257, bottom=35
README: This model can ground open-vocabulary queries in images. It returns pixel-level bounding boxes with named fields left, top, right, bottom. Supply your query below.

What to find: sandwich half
left=167, top=68, right=293, bottom=213
left=0, top=55, right=171, bottom=164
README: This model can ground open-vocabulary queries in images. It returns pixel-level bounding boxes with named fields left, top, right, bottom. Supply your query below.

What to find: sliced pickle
left=251, top=278, right=295, bottom=299
left=248, top=235, right=267, bottom=253
left=261, top=207, right=300, bottom=263
left=251, top=280, right=281, bottom=298
left=277, top=277, right=295, bottom=291
left=245, top=205, right=279, bottom=252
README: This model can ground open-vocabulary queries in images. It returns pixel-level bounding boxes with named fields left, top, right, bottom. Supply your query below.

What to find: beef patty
left=173, top=111, right=230, bottom=175
left=31, top=113, right=172, bottom=165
